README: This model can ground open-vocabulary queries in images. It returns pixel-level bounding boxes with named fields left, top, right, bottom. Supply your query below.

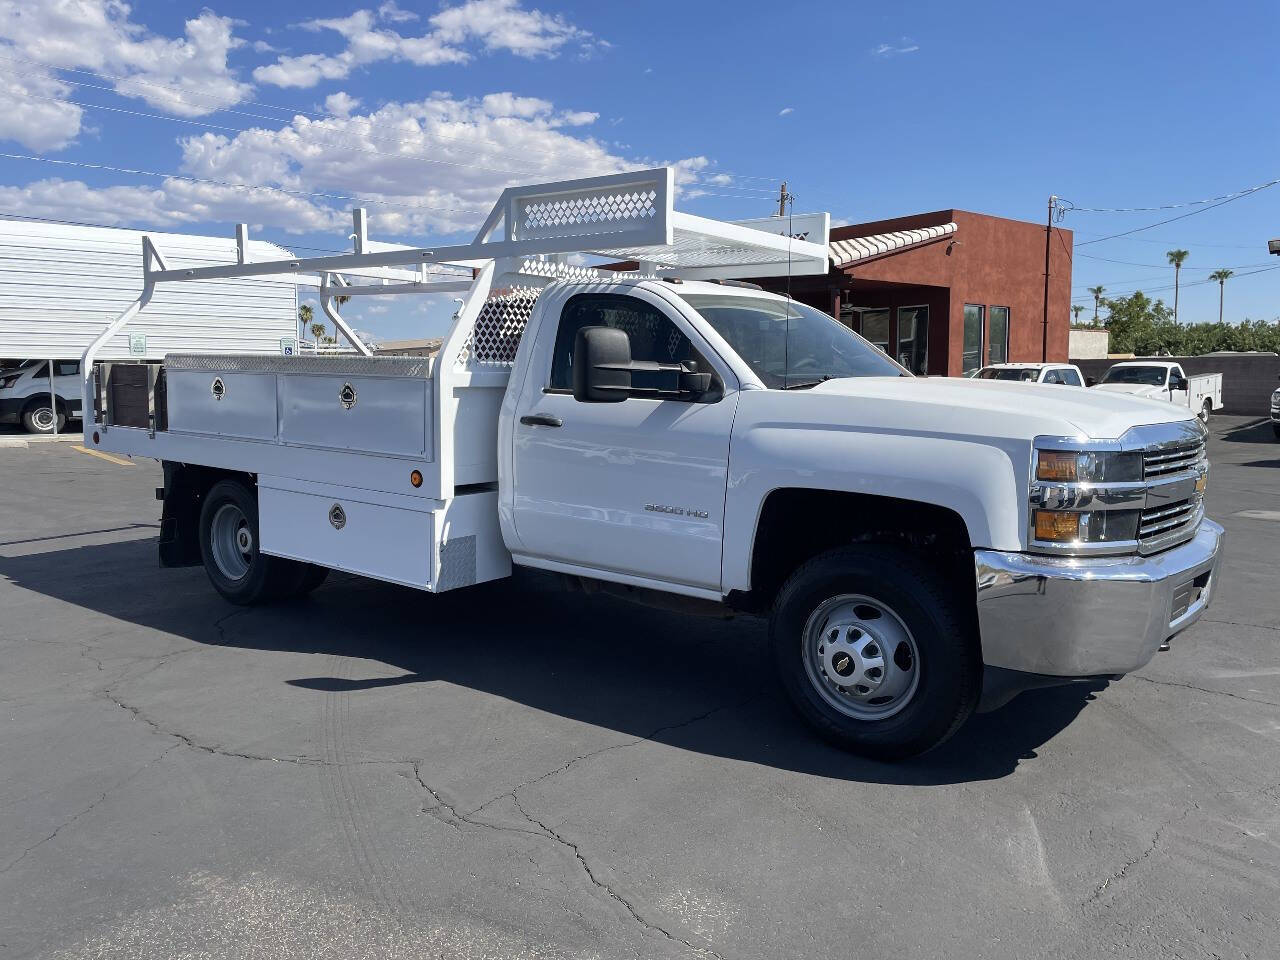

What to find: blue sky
left=0, top=0, right=1276, bottom=342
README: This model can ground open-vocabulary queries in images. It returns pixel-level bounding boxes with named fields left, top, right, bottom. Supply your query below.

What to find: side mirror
left=1086, top=376, right=1097, bottom=387
left=1170, top=375, right=1187, bottom=391
left=572, top=326, right=631, bottom=402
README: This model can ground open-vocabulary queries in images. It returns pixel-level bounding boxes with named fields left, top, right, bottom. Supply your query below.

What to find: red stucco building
left=752, top=209, right=1073, bottom=377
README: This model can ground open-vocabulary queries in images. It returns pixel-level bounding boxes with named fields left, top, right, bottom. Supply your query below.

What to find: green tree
left=1087, top=284, right=1106, bottom=323
left=1103, top=290, right=1174, bottom=354
left=1166, top=249, right=1189, bottom=321
left=298, top=303, right=314, bottom=342
left=1072, top=304, right=1085, bottom=325
left=1208, top=268, right=1234, bottom=323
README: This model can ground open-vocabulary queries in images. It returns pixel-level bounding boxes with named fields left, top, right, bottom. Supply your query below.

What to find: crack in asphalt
left=1201, top=618, right=1280, bottom=633
left=0, top=744, right=176, bottom=875
left=406, top=693, right=759, bottom=960
left=510, top=793, right=728, bottom=960
left=1131, top=674, right=1278, bottom=707
left=465, top=691, right=764, bottom=821
left=1083, top=805, right=1197, bottom=906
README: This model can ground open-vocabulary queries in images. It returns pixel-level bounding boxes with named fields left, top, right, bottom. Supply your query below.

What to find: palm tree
left=1072, top=304, right=1085, bottom=325
left=298, top=303, right=314, bottom=342
left=1166, top=250, right=1189, bottom=321
left=309, top=322, right=329, bottom=343
left=1209, top=268, right=1234, bottom=323
left=1087, top=285, right=1105, bottom=323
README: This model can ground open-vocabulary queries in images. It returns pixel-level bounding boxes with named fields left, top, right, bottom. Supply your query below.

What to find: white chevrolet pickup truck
left=82, top=168, right=1223, bottom=758
left=1094, top=360, right=1223, bottom=422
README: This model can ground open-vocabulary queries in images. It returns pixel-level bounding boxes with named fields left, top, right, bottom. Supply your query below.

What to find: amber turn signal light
left=1036, top=450, right=1079, bottom=483
left=1034, top=509, right=1081, bottom=542
left=410, top=469, right=423, bottom=488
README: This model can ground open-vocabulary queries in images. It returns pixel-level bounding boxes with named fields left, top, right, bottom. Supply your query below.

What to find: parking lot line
left=71, top=445, right=135, bottom=467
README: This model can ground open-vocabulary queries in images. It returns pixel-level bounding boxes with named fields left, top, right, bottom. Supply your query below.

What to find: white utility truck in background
left=83, top=168, right=1223, bottom=758
left=0, top=218, right=300, bottom=433
left=972, top=362, right=1086, bottom=386
left=1093, top=360, right=1224, bottom=422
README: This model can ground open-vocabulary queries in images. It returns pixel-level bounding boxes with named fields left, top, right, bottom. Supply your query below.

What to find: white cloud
left=0, top=51, right=84, bottom=151
left=0, top=89, right=724, bottom=240
left=377, top=1, right=418, bottom=22
left=871, top=38, right=920, bottom=57
left=0, top=1, right=251, bottom=125
left=324, top=91, right=363, bottom=117
left=778, top=106, right=794, bottom=116
left=255, top=0, right=598, bottom=89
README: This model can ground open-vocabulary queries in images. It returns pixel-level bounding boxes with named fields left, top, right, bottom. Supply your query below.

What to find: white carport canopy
left=829, top=222, right=957, bottom=269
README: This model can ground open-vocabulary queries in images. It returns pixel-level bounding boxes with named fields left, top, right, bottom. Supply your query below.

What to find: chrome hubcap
left=210, top=503, right=253, bottom=581
left=802, top=594, right=920, bottom=721
left=32, top=407, right=55, bottom=430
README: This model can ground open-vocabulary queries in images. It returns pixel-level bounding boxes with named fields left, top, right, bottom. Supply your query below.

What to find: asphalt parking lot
left=1, top=416, right=1277, bottom=960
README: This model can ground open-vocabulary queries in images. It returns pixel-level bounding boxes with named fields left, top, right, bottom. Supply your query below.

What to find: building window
left=962, top=304, right=984, bottom=374
left=988, top=306, right=1010, bottom=365
left=858, top=308, right=890, bottom=353
left=896, top=306, right=928, bottom=375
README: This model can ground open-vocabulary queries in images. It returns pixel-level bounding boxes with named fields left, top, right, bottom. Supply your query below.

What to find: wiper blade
left=781, top=376, right=830, bottom=390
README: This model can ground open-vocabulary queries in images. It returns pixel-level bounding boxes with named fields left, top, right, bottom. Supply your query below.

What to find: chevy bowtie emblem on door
left=339, top=382, right=357, bottom=409
left=328, top=503, right=346, bottom=530
left=210, top=377, right=225, bottom=401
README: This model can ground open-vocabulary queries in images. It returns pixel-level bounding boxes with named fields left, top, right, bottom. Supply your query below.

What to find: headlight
left=1035, top=449, right=1142, bottom=483
left=0, top=374, right=20, bottom=389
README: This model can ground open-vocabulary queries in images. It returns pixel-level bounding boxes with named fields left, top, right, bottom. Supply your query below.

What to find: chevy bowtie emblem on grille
left=328, top=504, right=346, bottom=530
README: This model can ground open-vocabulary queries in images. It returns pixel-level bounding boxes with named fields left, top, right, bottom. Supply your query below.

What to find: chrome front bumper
left=974, top=519, right=1224, bottom=677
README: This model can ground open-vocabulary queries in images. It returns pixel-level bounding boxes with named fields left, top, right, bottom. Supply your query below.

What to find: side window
left=1043, top=369, right=1064, bottom=385
left=1170, top=365, right=1184, bottom=383
left=55, top=360, right=80, bottom=377
left=549, top=293, right=707, bottom=397
left=1059, top=368, right=1082, bottom=387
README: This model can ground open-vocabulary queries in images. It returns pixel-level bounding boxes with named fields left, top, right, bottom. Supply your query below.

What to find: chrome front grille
left=1140, top=498, right=1197, bottom=539
left=1143, top=439, right=1205, bottom=478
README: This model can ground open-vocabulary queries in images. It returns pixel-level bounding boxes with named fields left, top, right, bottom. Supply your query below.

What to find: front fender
left=722, top=423, right=1028, bottom=593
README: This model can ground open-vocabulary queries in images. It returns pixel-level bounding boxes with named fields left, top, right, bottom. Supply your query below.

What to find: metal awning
left=829, top=222, right=957, bottom=269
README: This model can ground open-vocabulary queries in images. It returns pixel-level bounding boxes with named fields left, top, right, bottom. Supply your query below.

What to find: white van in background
left=0, top=359, right=81, bottom=433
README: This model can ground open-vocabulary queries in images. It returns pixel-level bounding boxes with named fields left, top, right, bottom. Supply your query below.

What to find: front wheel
left=22, top=402, right=65, bottom=434
left=769, top=546, right=981, bottom=760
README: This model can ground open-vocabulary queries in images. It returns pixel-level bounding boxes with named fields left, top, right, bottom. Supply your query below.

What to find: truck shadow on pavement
left=0, top=537, right=1103, bottom=787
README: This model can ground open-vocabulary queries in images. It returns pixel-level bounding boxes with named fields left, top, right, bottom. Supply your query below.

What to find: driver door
left=1168, top=365, right=1189, bottom=406
left=510, top=289, right=737, bottom=592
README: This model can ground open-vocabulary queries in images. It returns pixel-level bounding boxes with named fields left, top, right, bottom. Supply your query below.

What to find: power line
left=1071, top=182, right=1279, bottom=247
left=1076, top=252, right=1276, bottom=271
left=1060, top=175, right=1280, bottom=213
left=0, top=151, right=481, bottom=215
left=1069, top=263, right=1280, bottom=302
left=0, top=49, right=785, bottom=187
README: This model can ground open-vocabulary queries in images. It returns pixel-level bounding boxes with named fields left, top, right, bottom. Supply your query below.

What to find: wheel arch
left=731, top=487, right=977, bottom=615
left=159, top=461, right=256, bottom=567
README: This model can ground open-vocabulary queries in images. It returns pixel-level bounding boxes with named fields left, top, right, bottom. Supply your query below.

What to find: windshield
left=976, top=367, right=1039, bottom=382
left=1102, top=365, right=1167, bottom=386
left=680, top=294, right=907, bottom=388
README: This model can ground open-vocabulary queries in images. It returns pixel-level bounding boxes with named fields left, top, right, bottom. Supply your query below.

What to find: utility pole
left=1042, top=195, right=1056, bottom=363
left=778, top=181, right=789, bottom=217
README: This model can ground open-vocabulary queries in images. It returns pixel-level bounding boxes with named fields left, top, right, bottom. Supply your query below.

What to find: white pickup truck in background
left=81, top=168, right=1224, bottom=759
left=1093, top=360, right=1223, bottom=421
left=972, top=362, right=1086, bottom=386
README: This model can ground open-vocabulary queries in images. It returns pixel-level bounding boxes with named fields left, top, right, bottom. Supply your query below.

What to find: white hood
left=1091, top=382, right=1166, bottom=400
left=801, top=376, right=1193, bottom=440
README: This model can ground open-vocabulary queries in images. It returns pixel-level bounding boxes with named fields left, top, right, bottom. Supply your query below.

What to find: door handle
left=520, top=413, right=563, bottom=428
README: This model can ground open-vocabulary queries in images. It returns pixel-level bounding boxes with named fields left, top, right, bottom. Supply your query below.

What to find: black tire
left=1273, top=424, right=1280, bottom=441
left=21, top=401, right=66, bottom=434
left=769, top=545, right=981, bottom=760
left=1199, top=400, right=1212, bottom=423
left=198, top=479, right=296, bottom=605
